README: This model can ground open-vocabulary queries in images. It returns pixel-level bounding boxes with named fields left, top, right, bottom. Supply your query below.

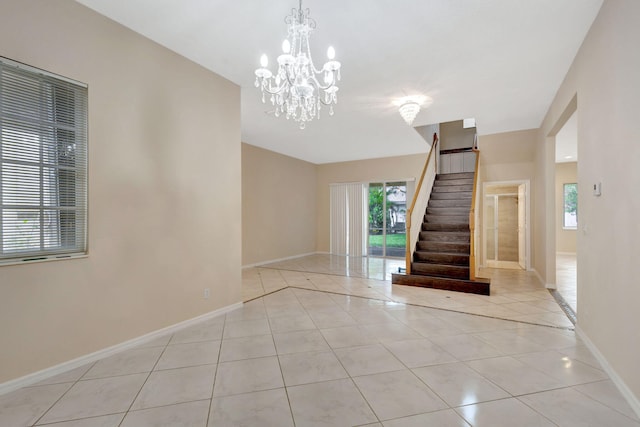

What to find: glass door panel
left=368, top=181, right=407, bottom=258
left=385, top=182, right=407, bottom=258
left=368, top=183, right=384, bottom=256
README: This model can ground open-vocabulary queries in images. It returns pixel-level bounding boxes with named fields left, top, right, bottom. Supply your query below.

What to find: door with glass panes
left=368, top=182, right=407, bottom=257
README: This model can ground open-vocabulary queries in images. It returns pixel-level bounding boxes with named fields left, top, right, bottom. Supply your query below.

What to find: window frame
left=0, top=57, right=88, bottom=265
left=562, top=182, right=578, bottom=230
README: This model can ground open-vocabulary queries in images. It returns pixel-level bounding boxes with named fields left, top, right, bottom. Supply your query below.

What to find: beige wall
left=415, top=124, right=439, bottom=146
left=556, top=162, right=578, bottom=253
left=242, top=143, right=317, bottom=266
left=539, top=0, right=640, bottom=403
left=0, top=0, right=241, bottom=383
left=477, top=130, right=538, bottom=270
left=316, top=154, right=427, bottom=253
left=440, top=120, right=476, bottom=151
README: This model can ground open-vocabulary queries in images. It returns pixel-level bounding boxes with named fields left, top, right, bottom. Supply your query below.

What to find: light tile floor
left=2, top=254, right=635, bottom=426
left=2, top=286, right=638, bottom=426
left=556, top=253, right=577, bottom=313
left=245, top=254, right=573, bottom=328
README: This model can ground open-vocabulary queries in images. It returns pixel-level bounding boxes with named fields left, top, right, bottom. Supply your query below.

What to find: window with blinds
left=0, top=58, right=87, bottom=263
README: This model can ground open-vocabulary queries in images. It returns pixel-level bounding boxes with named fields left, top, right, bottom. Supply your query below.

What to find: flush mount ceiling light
left=398, top=101, right=421, bottom=125
left=254, top=0, right=341, bottom=129
left=394, top=95, right=427, bottom=126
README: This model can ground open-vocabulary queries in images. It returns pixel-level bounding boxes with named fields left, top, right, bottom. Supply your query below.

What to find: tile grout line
left=571, top=382, right=640, bottom=423
left=30, top=361, right=98, bottom=427
left=286, top=287, right=383, bottom=424
left=290, top=287, right=501, bottom=424
left=514, top=390, right=564, bottom=426
left=258, top=267, right=571, bottom=330
left=115, top=334, right=173, bottom=427
left=276, top=289, right=303, bottom=427
left=305, top=311, right=382, bottom=424
left=205, top=312, right=227, bottom=427
left=287, top=285, right=574, bottom=331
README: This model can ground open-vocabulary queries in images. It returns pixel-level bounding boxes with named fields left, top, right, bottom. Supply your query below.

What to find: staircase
left=392, top=172, right=490, bottom=295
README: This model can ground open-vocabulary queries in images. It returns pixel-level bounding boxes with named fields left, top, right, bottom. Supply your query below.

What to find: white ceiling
left=76, top=0, right=602, bottom=164
left=556, top=111, right=578, bottom=163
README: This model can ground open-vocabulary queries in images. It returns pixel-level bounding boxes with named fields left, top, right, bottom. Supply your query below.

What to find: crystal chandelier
left=254, top=0, right=341, bottom=129
left=394, top=95, right=427, bottom=126
left=398, top=101, right=421, bottom=125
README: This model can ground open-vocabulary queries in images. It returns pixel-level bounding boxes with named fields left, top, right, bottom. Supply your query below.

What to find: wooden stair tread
left=424, top=215, right=469, bottom=224
left=432, top=185, right=474, bottom=192
left=422, top=223, right=470, bottom=231
left=426, top=207, right=471, bottom=215
left=433, top=179, right=474, bottom=186
left=411, top=263, right=470, bottom=280
left=428, top=200, right=472, bottom=208
left=419, top=232, right=470, bottom=243
left=416, top=242, right=470, bottom=249
left=413, top=256, right=470, bottom=267
left=429, top=192, right=472, bottom=200
left=392, top=273, right=490, bottom=295
left=436, top=172, right=475, bottom=180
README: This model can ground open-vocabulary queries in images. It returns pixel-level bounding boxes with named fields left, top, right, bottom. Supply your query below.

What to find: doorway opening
left=482, top=181, right=530, bottom=270
left=554, top=110, right=578, bottom=312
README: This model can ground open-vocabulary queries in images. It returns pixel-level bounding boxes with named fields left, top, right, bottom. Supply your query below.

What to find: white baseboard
left=575, top=325, right=640, bottom=419
left=529, top=268, right=547, bottom=287
left=242, top=252, right=319, bottom=269
left=0, top=301, right=243, bottom=396
left=529, top=268, right=556, bottom=289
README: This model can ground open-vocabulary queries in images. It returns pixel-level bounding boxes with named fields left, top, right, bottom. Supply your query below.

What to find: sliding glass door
left=368, top=181, right=407, bottom=257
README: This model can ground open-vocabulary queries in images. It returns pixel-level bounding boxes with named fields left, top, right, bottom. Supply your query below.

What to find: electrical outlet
left=204, top=288, right=210, bottom=299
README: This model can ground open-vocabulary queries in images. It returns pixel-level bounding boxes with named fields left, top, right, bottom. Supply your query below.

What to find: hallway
left=556, top=254, right=577, bottom=313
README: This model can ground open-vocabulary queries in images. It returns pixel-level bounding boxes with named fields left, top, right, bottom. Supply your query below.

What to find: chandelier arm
left=259, top=79, right=289, bottom=95
left=317, top=96, right=334, bottom=107
left=257, top=70, right=297, bottom=96
left=305, top=78, right=336, bottom=106
left=308, top=74, right=338, bottom=92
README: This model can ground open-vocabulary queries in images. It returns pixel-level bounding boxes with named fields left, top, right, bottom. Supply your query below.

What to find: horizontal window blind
left=0, top=58, right=87, bottom=262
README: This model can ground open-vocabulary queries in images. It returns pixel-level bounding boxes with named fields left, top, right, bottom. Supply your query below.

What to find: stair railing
left=469, top=148, right=480, bottom=281
left=405, top=133, right=439, bottom=275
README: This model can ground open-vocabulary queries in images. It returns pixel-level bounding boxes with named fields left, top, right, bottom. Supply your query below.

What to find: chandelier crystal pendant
left=398, top=101, right=421, bottom=125
left=254, top=0, right=341, bottom=129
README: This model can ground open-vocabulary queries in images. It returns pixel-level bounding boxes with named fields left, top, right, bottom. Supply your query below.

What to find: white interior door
left=483, top=180, right=530, bottom=271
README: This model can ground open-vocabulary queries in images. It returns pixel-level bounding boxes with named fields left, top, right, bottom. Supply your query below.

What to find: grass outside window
left=368, top=233, right=406, bottom=248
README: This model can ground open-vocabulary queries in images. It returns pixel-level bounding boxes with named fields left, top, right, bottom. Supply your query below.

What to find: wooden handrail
left=469, top=148, right=480, bottom=281
left=405, top=133, right=439, bottom=275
